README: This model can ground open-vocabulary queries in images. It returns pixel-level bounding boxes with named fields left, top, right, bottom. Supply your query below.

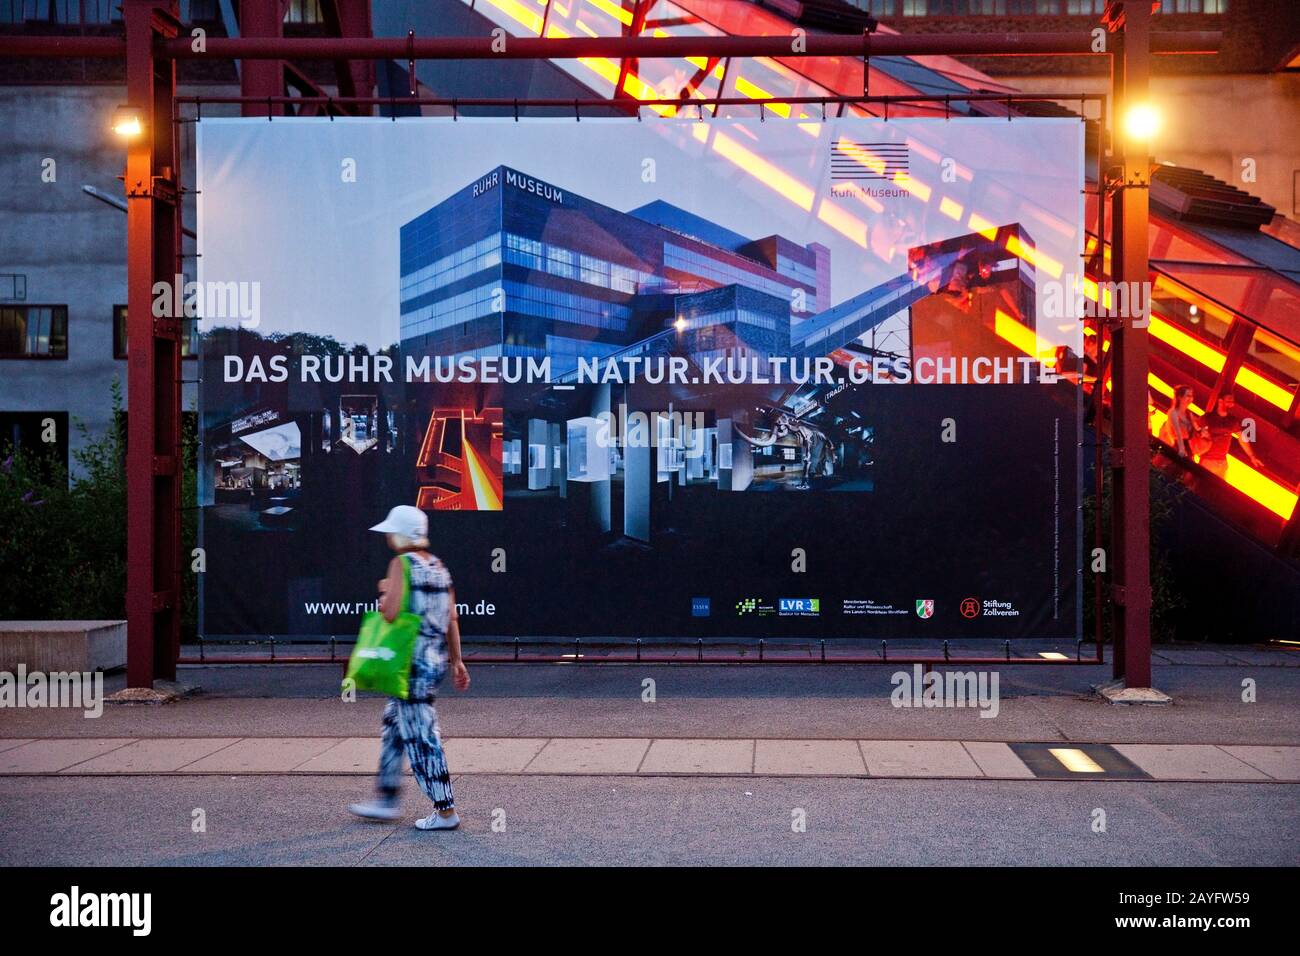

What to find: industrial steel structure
left=0, top=1, right=1225, bottom=688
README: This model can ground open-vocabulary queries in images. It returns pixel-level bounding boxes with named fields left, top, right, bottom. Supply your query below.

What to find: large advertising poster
left=196, top=117, right=1084, bottom=641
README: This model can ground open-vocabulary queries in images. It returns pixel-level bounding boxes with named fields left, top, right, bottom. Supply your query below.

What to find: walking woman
left=349, top=505, right=470, bottom=830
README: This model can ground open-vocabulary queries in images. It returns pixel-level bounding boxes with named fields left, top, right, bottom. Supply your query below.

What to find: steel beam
left=239, top=0, right=285, bottom=116
left=156, top=31, right=1221, bottom=60
left=9, top=7, right=1172, bottom=681
left=1106, top=0, right=1154, bottom=688
left=123, top=0, right=182, bottom=688
left=0, top=31, right=1219, bottom=60
left=322, top=0, right=375, bottom=100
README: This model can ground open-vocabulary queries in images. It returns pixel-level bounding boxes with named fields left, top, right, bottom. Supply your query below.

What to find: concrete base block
left=1094, top=679, right=1173, bottom=706
left=0, top=621, right=126, bottom=672
left=105, top=687, right=177, bottom=706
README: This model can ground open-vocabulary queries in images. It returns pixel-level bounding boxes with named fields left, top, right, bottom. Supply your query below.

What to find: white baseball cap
left=369, top=505, right=428, bottom=539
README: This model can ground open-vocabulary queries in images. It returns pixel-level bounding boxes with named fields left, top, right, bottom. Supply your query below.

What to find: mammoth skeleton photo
left=735, top=408, right=837, bottom=489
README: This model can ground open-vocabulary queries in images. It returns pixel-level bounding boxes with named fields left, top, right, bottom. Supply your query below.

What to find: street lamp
left=1122, top=102, right=1161, bottom=144
left=111, top=104, right=144, bottom=140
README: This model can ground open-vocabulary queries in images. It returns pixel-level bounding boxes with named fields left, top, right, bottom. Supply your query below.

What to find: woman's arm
left=447, top=588, right=470, bottom=691
left=377, top=556, right=404, bottom=623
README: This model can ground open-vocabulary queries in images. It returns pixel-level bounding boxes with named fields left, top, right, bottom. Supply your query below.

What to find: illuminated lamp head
left=112, top=104, right=144, bottom=140
left=1122, top=102, right=1161, bottom=145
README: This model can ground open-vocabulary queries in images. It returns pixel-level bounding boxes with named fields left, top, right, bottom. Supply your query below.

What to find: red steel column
left=1106, top=1, right=1153, bottom=687
left=124, top=0, right=182, bottom=687
left=240, top=0, right=286, bottom=115
left=327, top=0, right=374, bottom=100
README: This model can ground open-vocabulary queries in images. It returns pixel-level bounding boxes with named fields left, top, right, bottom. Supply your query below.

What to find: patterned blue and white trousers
left=377, top=698, right=454, bottom=811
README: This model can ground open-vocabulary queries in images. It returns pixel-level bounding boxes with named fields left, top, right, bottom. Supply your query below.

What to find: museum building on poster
left=398, top=165, right=831, bottom=371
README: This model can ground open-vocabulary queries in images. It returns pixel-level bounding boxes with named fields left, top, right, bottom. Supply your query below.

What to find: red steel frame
left=169, top=89, right=1109, bottom=669
left=1104, top=1, right=1154, bottom=688
left=1, top=0, right=1211, bottom=681
left=123, top=0, right=183, bottom=686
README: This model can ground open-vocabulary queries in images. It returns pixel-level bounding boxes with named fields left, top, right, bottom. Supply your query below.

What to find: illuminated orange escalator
left=415, top=407, right=504, bottom=512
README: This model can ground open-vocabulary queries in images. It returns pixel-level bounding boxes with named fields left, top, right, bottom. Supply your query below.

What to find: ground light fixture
left=1122, top=102, right=1162, bottom=144
left=111, top=104, right=144, bottom=140
left=1048, top=748, right=1105, bottom=773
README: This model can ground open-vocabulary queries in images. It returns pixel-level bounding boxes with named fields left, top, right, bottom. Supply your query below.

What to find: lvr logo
left=779, top=598, right=819, bottom=614
left=692, top=597, right=711, bottom=617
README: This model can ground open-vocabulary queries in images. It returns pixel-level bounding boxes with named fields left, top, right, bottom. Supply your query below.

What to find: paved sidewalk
left=2, top=646, right=1296, bottom=866
left=2, top=735, right=1297, bottom=782
left=6, top=650, right=1300, bottom=744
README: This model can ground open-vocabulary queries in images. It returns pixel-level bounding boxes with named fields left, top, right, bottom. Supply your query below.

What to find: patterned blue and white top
left=402, top=552, right=452, bottom=702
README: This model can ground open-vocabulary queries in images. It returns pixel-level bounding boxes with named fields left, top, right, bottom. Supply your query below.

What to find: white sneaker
left=415, top=811, right=460, bottom=830
left=348, top=799, right=401, bottom=822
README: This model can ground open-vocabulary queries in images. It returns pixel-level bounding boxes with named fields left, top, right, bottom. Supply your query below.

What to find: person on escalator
left=1199, top=392, right=1264, bottom=478
left=1159, top=385, right=1209, bottom=460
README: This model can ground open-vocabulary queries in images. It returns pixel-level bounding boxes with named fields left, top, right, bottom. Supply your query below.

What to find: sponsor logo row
left=692, top=597, right=1021, bottom=619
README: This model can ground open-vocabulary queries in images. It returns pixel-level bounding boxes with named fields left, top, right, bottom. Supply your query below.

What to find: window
left=1156, top=0, right=1228, bottom=12
left=548, top=247, right=577, bottom=280
left=113, top=305, right=199, bottom=359
left=186, top=0, right=220, bottom=20
left=283, top=0, right=323, bottom=24
left=0, top=305, right=67, bottom=359
left=0, top=1, right=119, bottom=23
left=579, top=254, right=611, bottom=287
left=889, top=0, right=1216, bottom=12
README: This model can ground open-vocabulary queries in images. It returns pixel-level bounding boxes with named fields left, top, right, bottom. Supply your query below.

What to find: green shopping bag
left=344, top=555, right=421, bottom=699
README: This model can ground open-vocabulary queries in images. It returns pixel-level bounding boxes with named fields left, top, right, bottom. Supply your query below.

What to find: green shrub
left=0, top=379, right=197, bottom=637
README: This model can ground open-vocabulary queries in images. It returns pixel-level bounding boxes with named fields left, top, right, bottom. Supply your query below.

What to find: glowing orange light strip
left=1221, top=456, right=1296, bottom=520
left=893, top=172, right=931, bottom=202
left=695, top=125, right=815, bottom=211
left=1149, top=314, right=1225, bottom=373
left=967, top=213, right=998, bottom=240
left=1235, top=364, right=1295, bottom=412
left=1081, top=277, right=1114, bottom=311
left=1005, top=234, right=1063, bottom=280
left=734, top=75, right=792, bottom=117
left=584, top=0, right=632, bottom=25
left=834, top=136, right=886, bottom=175
left=1024, top=331, right=1294, bottom=521
left=463, top=434, right=503, bottom=511
left=815, top=200, right=868, bottom=248
left=1146, top=405, right=1293, bottom=519
left=1148, top=314, right=1293, bottom=411
left=994, top=308, right=1054, bottom=361
left=480, top=0, right=544, bottom=35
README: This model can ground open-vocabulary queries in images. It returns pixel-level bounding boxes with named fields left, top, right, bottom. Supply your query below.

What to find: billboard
left=196, top=116, right=1085, bottom=640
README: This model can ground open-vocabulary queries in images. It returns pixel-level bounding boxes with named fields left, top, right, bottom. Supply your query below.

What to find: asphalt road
left=2, top=773, right=1296, bottom=866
